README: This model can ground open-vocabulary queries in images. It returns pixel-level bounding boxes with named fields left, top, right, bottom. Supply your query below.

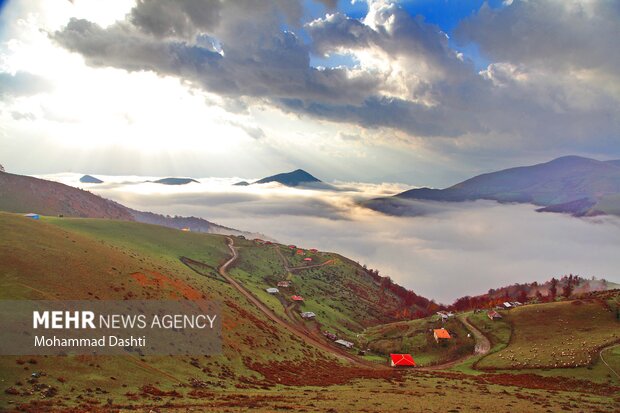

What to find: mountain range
left=365, top=156, right=620, bottom=217
left=0, top=171, right=258, bottom=237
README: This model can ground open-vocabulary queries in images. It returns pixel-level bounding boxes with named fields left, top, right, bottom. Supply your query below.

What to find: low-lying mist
left=43, top=174, right=620, bottom=304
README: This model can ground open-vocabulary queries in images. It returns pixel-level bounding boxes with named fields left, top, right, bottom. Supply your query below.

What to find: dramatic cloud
left=48, top=0, right=620, bottom=157
left=42, top=173, right=620, bottom=303
left=455, top=0, right=620, bottom=79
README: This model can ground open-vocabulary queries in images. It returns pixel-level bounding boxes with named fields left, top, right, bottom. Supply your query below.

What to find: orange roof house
left=433, top=328, right=451, bottom=342
left=389, top=354, right=416, bottom=367
left=291, top=295, right=304, bottom=301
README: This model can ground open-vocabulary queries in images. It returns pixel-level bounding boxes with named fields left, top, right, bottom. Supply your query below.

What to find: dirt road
left=419, top=314, right=491, bottom=371
left=218, top=237, right=374, bottom=368
left=460, top=314, right=491, bottom=355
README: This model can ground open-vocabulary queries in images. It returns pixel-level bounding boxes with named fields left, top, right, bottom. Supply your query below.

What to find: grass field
left=476, top=300, right=620, bottom=370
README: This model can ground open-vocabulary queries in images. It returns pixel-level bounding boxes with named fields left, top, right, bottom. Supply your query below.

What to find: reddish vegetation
left=245, top=358, right=403, bottom=386
left=450, top=275, right=612, bottom=311
left=139, top=385, right=182, bottom=398
left=479, top=374, right=620, bottom=397
left=130, top=271, right=204, bottom=300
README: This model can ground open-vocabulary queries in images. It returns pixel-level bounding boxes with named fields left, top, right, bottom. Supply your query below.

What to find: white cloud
left=39, top=173, right=620, bottom=303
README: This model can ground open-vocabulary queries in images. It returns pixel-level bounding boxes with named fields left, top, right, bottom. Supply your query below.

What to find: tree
left=549, top=277, right=559, bottom=301
left=0, top=163, right=4, bottom=172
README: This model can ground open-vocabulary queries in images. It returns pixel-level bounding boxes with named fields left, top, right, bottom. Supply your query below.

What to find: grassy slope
left=1, top=213, right=619, bottom=411
left=0, top=213, right=337, bottom=409
left=363, top=316, right=474, bottom=366
left=229, top=242, right=413, bottom=340
left=461, top=297, right=620, bottom=385
left=476, top=300, right=619, bottom=370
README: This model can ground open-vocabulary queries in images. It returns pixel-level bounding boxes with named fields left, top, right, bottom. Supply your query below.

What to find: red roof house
left=303, top=257, right=312, bottom=262
left=487, top=310, right=502, bottom=320
left=291, top=295, right=304, bottom=301
left=296, top=249, right=305, bottom=255
left=389, top=354, right=416, bottom=367
left=288, top=245, right=296, bottom=249
left=309, top=248, right=318, bottom=253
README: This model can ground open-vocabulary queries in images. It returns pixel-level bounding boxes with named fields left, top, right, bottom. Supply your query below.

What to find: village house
left=389, top=354, right=416, bottom=368
left=335, top=339, right=354, bottom=349
left=277, top=280, right=291, bottom=288
left=433, top=328, right=452, bottom=343
left=487, top=310, right=502, bottom=320
left=266, top=287, right=279, bottom=294
left=291, top=295, right=304, bottom=302
left=303, top=257, right=313, bottom=262
left=436, top=311, right=455, bottom=321
left=323, top=331, right=337, bottom=341
left=24, top=213, right=40, bottom=220
left=300, top=311, right=316, bottom=319
left=181, top=227, right=190, bottom=232
left=503, top=302, right=513, bottom=309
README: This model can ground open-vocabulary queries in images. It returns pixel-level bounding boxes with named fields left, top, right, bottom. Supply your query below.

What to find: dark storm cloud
left=455, top=0, right=620, bottom=78
left=51, top=0, right=620, bottom=154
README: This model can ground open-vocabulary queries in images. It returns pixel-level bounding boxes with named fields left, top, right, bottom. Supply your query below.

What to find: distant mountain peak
left=254, top=169, right=323, bottom=187
left=153, top=177, right=199, bottom=185
left=79, top=174, right=104, bottom=184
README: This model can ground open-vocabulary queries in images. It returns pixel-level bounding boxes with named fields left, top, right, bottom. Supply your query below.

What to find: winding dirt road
left=418, top=314, right=491, bottom=371
left=460, top=314, right=491, bottom=355
left=218, top=237, right=373, bottom=368
left=599, top=344, right=620, bottom=380
left=219, top=238, right=493, bottom=372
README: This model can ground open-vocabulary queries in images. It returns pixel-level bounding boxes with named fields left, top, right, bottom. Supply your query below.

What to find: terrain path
left=599, top=344, right=620, bottom=380
left=218, top=237, right=378, bottom=369
left=419, top=314, right=491, bottom=371
left=460, top=314, right=491, bottom=355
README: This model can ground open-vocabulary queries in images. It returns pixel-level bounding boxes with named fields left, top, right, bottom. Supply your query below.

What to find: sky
left=40, top=173, right=620, bottom=303
left=1, top=0, right=619, bottom=186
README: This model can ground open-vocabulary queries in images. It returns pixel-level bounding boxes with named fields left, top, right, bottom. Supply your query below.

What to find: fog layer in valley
left=43, top=174, right=620, bottom=304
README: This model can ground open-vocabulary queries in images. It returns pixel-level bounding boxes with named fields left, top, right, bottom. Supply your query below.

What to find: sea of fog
left=40, top=173, right=620, bottom=304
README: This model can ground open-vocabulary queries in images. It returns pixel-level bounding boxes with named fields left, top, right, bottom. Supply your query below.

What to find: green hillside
left=0, top=213, right=348, bottom=409
left=1, top=212, right=619, bottom=412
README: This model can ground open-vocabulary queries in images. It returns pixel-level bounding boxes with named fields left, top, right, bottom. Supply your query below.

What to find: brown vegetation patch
left=246, top=358, right=403, bottom=386
left=130, top=271, right=204, bottom=300
left=479, top=373, right=620, bottom=397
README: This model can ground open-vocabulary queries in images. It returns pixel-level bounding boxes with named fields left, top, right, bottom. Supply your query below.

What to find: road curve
left=599, top=344, right=620, bottom=380
left=460, top=314, right=491, bottom=355
left=218, top=237, right=375, bottom=368
left=418, top=314, right=491, bottom=371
